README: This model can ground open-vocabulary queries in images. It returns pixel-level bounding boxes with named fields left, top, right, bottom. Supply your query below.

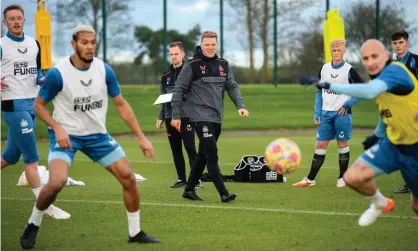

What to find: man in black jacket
left=171, top=31, right=249, bottom=203
left=390, top=31, right=418, bottom=194
left=156, top=41, right=199, bottom=189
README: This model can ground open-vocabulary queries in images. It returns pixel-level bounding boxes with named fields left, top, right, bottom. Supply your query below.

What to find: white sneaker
left=134, top=173, right=147, bottom=182
left=45, top=205, right=71, bottom=220
left=292, top=177, right=316, bottom=187
left=358, top=199, right=395, bottom=227
left=336, top=178, right=345, bottom=188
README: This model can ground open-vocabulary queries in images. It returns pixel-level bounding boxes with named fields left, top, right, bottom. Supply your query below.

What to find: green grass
left=1, top=85, right=379, bottom=139
left=1, top=133, right=416, bottom=251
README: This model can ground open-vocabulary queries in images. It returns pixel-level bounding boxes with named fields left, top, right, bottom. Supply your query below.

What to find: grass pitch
left=1, top=85, right=379, bottom=140
left=1, top=133, right=416, bottom=251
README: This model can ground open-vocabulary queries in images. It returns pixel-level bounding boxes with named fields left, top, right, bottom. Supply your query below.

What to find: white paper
left=153, top=93, right=173, bottom=105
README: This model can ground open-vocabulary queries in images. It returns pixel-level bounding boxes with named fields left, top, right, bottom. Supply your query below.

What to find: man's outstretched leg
left=343, top=160, right=395, bottom=227
left=345, top=137, right=403, bottom=226
left=20, top=159, right=69, bottom=249
left=23, top=162, right=71, bottom=220
left=106, top=157, right=160, bottom=244
left=2, top=111, right=70, bottom=220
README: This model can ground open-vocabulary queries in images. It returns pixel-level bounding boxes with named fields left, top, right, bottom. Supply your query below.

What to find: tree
left=227, top=0, right=257, bottom=73
left=344, top=2, right=415, bottom=58
left=228, top=0, right=314, bottom=76
left=286, top=1, right=416, bottom=82
left=53, top=0, right=133, bottom=56
left=291, top=17, right=324, bottom=77
left=134, top=25, right=201, bottom=73
left=257, top=0, right=269, bottom=76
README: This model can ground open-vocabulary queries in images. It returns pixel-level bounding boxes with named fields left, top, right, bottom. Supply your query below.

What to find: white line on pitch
left=39, top=158, right=338, bottom=169
left=2, top=197, right=416, bottom=221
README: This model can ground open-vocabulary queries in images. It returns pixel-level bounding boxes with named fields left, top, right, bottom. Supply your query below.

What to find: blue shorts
left=317, top=114, right=352, bottom=141
left=360, top=137, right=418, bottom=197
left=48, top=130, right=126, bottom=168
left=1, top=111, right=39, bottom=164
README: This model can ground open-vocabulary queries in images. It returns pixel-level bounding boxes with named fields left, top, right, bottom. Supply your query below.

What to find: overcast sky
left=2, top=0, right=418, bottom=67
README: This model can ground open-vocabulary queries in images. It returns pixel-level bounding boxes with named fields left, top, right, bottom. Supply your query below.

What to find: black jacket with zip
left=158, top=62, right=190, bottom=120
left=171, top=54, right=245, bottom=123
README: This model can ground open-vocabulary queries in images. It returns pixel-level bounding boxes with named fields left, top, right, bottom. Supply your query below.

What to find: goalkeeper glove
left=362, top=134, right=381, bottom=150
left=300, top=76, right=330, bottom=89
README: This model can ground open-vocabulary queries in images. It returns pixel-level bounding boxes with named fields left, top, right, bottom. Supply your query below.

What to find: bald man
left=301, top=39, right=418, bottom=226
left=293, top=39, right=363, bottom=188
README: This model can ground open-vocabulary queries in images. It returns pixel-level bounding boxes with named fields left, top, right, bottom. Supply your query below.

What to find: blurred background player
left=391, top=31, right=417, bottom=76
left=301, top=39, right=418, bottom=226
left=20, top=25, right=160, bottom=249
left=170, top=31, right=249, bottom=203
left=293, top=39, right=363, bottom=188
left=1, top=4, right=70, bottom=219
left=156, top=41, right=200, bottom=189
left=390, top=30, right=417, bottom=194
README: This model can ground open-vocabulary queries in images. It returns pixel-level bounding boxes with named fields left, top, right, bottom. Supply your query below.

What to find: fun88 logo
left=13, top=61, right=37, bottom=76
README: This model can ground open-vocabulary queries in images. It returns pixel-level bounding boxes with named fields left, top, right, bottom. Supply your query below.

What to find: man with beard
left=20, top=25, right=160, bottom=249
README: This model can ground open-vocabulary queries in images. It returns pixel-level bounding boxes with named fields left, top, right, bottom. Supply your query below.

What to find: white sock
left=28, top=204, right=46, bottom=226
left=368, top=189, right=388, bottom=208
left=32, top=187, right=42, bottom=199
left=127, top=210, right=141, bottom=237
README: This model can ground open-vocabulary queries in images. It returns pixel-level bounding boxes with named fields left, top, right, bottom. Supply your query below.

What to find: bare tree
left=227, top=0, right=256, bottom=72
left=53, top=0, right=133, bottom=56
left=344, top=2, right=415, bottom=59
left=229, top=0, right=314, bottom=75
left=244, top=0, right=256, bottom=72
left=257, top=0, right=269, bottom=76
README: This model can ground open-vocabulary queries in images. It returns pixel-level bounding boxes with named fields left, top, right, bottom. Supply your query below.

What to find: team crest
left=20, top=119, right=28, bottom=128
left=202, top=126, right=209, bottom=133
left=166, top=77, right=170, bottom=85
left=17, top=48, right=28, bottom=54
left=200, top=65, right=206, bottom=74
left=186, top=124, right=193, bottom=132
left=370, top=144, right=380, bottom=153
left=219, top=65, right=226, bottom=77
left=80, top=79, right=92, bottom=87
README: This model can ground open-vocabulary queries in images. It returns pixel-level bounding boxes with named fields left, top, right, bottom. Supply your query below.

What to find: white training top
left=47, top=57, right=109, bottom=136
left=1, top=34, right=40, bottom=100
left=319, top=62, right=352, bottom=111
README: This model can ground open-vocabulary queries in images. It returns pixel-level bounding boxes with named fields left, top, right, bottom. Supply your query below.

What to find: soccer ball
left=264, top=138, right=301, bottom=175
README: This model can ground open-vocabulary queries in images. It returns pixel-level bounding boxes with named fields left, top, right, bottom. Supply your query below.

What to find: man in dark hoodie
left=390, top=31, right=417, bottom=194
left=171, top=31, right=249, bottom=203
left=156, top=41, right=201, bottom=189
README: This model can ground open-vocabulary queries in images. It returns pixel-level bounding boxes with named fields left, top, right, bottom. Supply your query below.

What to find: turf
left=1, top=85, right=379, bottom=139
left=1, top=133, right=416, bottom=251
